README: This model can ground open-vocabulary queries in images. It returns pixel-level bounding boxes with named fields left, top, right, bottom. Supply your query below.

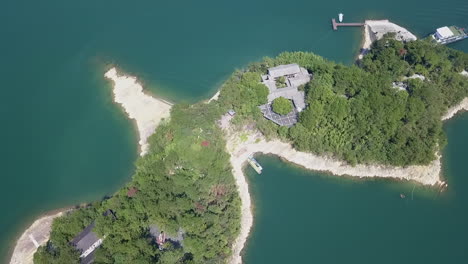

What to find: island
left=10, top=25, right=468, bottom=264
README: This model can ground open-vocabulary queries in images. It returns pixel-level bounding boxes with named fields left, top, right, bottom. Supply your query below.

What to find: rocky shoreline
left=225, top=97, right=468, bottom=263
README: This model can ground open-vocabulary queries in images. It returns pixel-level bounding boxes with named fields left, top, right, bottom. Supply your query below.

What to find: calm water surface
left=244, top=114, right=468, bottom=263
left=1, top=0, right=467, bottom=261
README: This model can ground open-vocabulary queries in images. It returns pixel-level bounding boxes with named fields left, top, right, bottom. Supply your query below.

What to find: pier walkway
left=331, top=19, right=364, bottom=30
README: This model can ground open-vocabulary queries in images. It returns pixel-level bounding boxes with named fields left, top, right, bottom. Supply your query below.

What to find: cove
left=244, top=114, right=468, bottom=263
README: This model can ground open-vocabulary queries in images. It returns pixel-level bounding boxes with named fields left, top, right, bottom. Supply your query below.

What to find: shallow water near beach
left=244, top=114, right=468, bottom=263
left=1, top=0, right=467, bottom=262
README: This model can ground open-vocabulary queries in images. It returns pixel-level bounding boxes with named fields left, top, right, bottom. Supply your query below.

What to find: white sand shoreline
left=8, top=65, right=467, bottom=264
left=442, top=97, right=468, bottom=120
left=105, top=67, right=172, bottom=156
left=9, top=68, right=173, bottom=263
left=9, top=209, right=71, bottom=264
left=358, top=20, right=417, bottom=60
left=208, top=90, right=220, bottom=103
left=227, top=97, right=468, bottom=264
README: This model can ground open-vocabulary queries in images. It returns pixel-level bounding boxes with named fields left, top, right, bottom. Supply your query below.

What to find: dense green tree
left=35, top=103, right=240, bottom=264
left=272, top=97, right=293, bottom=115
left=220, top=38, right=467, bottom=166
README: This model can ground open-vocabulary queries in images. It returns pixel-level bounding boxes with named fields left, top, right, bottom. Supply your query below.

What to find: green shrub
left=272, top=97, right=293, bottom=115
left=275, top=76, right=287, bottom=88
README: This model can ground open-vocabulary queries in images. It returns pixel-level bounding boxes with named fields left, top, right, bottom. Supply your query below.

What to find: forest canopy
left=35, top=103, right=241, bottom=264
left=219, top=36, right=468, bottom=166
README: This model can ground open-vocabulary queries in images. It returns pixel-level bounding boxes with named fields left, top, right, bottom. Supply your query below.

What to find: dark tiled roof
left=259, top=103, right=299, bottom=127
left=70, top=222, right=100, bottom=254
left=103, top=209, right=117, bottom=219
left=268, top=64, right=301, bottom=78
left=80, top=252, right=95, bottom=264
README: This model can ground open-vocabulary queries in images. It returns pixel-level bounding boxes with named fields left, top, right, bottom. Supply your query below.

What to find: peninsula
left=11, top=22, right=468, bottom=264
left=104, top=68, right=172, bottom=156
left=9, top=68, right=174, bottom=264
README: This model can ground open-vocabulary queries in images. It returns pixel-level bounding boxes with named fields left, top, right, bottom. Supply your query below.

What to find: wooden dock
left=331, top=19, right=365, bottom=30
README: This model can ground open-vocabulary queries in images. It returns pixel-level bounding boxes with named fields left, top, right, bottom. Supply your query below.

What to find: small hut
left=127, top=187, right=138, bottom=197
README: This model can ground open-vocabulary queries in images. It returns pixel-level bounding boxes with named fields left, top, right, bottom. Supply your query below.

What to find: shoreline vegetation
left=9, top=68, right=174, bottom=264
left=359, top=20, right=417, bottom=60
left=226, top=97, right=468, bottom=263
left=220, top=27, right=467, bottom=262
left=442, top=97, right=468, bottom=120
left=31, top=70, right=241, bottom=263
left=11, top=22, right=468, bottom=264
left=9, top=95, right=467, bottom=264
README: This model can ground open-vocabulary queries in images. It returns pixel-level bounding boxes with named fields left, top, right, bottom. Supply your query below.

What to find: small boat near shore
left=431, top=26, right=467, bottom=45
left=247, top=155, right=263, bottom=174
left=338, top=13, right=343, bottom=22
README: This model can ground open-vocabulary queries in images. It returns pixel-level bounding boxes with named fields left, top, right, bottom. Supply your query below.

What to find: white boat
left=247, top=155, right=263, bottom=174
left=338, top=13, right=344, bottom=22
left=430, top=25, right=467, bottom=45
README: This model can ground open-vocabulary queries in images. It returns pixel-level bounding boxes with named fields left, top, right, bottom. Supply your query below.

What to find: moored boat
left=338, top=13, right=343, bottom=23
left=247, top=155, right=263, bottom=174
left=431, top=26, right=467, bottom=45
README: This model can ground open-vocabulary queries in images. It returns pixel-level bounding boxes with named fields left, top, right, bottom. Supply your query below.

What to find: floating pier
left=331, top=18, right=365, bottom=30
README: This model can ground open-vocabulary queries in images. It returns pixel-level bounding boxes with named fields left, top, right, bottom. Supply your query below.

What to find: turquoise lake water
left=244, top=114, right=468, bottom=263
left=1, top=0, right=467, bottom=262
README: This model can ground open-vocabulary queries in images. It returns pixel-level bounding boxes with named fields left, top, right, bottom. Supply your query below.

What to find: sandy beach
left=358, top=20, right=417, bottom=59
left=105, top=67, right=172, bottom=156
left=9, top=210, right=69, bottom=264
left=226, top=97, right=468, bottom=263
left=365, top=20, right=417, bottom=42
left=208, top=90, right=220, bottom=103
left=358, top=24, right=376, bottom=60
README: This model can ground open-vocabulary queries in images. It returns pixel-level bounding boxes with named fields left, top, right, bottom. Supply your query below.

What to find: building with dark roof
left=259, top=64, right=312, bottom=126
left=267, top=64, right=302, bottom=78
left=70, top=222, right=103, bottom=264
